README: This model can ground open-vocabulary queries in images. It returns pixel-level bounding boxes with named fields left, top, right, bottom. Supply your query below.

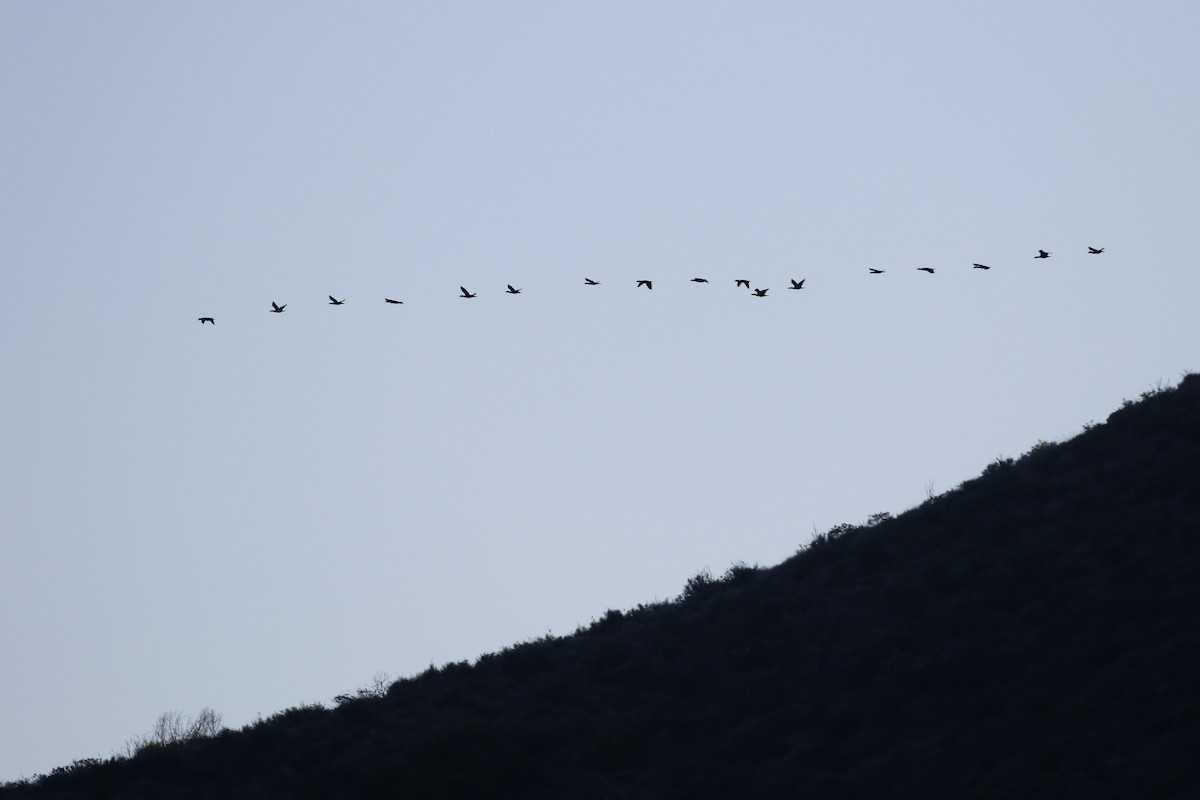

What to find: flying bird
left=637, top=280, right=653, bottom=290
left=1035, top=250, right=1051, bottom=259
left=789, top=279, right=805, bottom=290
left=735, top=279, right=751, bottom=288
left=270, top=302, right=286, bottom=313
left=329, top=295, right=345, bottom=305
left=198, top=317, right=214, bottom=325
left=752, top=288, right=769, bottom=297
left=918, top=267, right=935, bottom=274
left=1088, top=246, right=1105, bottom=254
left=691, top=278, right=709, bottom=283
left=384, top=298, right=403, bottom=304
left=869, top=268, right=885, bottom=274
left=584, top=278, right=600, bottom=285
left=506, top=285, right=522, bottom=294
left=972, top=263, right=991, bottom=270
left=460, top=286, right=477, bottom=298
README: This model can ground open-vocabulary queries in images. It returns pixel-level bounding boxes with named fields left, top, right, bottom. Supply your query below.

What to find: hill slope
left=5, top=377, right=1200, bottom=799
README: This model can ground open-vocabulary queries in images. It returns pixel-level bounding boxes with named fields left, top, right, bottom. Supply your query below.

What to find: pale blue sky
left=3, top=1, right=1198, bottom=780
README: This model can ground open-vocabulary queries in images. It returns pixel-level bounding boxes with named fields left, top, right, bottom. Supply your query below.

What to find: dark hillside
left=6, top=377, right=1200, bottom=799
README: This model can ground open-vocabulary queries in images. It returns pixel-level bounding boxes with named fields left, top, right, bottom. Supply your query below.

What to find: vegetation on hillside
left=5, top=376, right=1200, bottom=799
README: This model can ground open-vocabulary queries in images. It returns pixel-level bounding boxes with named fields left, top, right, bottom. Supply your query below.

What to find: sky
left=2, top=0, right=1198, bottom=781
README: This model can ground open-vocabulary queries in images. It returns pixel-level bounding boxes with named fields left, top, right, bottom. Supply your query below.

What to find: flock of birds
left=195, top=247, right=1105, bottom=324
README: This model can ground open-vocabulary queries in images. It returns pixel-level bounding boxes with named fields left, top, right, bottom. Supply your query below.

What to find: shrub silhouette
left=123, top=708, right=224, bottom=756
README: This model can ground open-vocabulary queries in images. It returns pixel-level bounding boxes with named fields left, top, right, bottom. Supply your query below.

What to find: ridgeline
left=6, top=377, right=1200, bottom=798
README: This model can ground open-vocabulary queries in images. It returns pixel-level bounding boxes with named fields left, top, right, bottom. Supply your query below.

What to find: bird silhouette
left=789, top=279, right=805, bottom=289
left=270, top=302, right=286, bottom=313
left=752, top=288, right=769, bottom=297
left=918, top=267, right=935, bottom=274
left=637, top=280, right=653, bottom=290
left=460, top=286, right=477, bottom=298
left=869, top=268, right=885, bottom=274
left=1035, top=250, right=1051, bottom=259
left=384, top=298, right=403, bottom=304
left=329, top=295, right=345, bottom=305
left=691, top=278, right=709, bottom=283
left=584, top=278, right=600, bottom=285
left=1088, top=246, right=1105, bottom=254
left=198, top=317, right=214, bottom=325
left=972, top=263, right=991, bottom=270
left=735, top=279, right=751, bottom=288
left=506, top=285, right=522, bottom=294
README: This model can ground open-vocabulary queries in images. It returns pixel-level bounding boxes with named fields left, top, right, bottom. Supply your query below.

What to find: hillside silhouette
left=5, top=376, right=1200, bottom=799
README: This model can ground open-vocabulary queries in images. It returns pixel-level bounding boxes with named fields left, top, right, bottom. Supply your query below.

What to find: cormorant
left=270, top=302, right=286, bottom=313
left=789, top=279, right=805, bottom=289
left=329, top=295, right=345, bottom=305
left=460, top=286, right=477, bottom=298
left=918, top=267, right=935, bottom=274
left=637, top=280, right=653, bottom=290
left=752, top=288, right=769, bottom=297
left=972, top=263, right=991, bottom=270
left=384, top=298, right=403, bottom=304
left=198, top=317, right=214, bottom=325
left=506, top=285, right=521, bottom=294
left=735, top=279, right=750, bottom=288
left=584, top=278, right=600, bottom=285
left=1088, top=246, right=1105, bottom=254
left=1035, top=250, right=1051, bottom=259
left=869, top=268, right=885, bottom=274
left=691, top=278, right=709, bottom=283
